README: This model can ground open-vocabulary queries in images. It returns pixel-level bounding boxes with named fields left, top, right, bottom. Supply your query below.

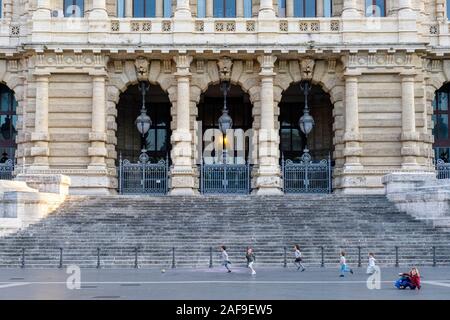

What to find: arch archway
left=432, top=83, right=450, bottom=162
left=116, top=83, right=172, bottom=163
left=197, top=83, right=253, bottom=163
left=279, top=82, right=334, bottom=161
left=0, top=83, right=18, bottom=163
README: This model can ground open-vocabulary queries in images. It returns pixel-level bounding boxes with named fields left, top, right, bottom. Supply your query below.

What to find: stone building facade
left=1, top=0, right=450, bottom=196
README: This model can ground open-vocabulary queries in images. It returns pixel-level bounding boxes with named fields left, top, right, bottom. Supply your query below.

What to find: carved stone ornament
left=135, top=57, right=149, bottom=81
left=300, top=58, right=315, bottom=80
left=217, top=57, right=233, bottom=81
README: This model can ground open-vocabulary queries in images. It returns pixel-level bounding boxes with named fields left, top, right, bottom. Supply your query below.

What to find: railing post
left=395, top=246, right=399, bottom=267
left=358, top=246, right=362, bottom=267
left=59, top=247, right=63, bottom=269
left=433, top=246, right=436, bottom=267
left=172, top=247, right=176, bottom=269
left=134, top=247, right=139, bottom=269
left=328, top=152, right=332, bottom=193
left=209, top=247, right=213, bottom=268
left=283, top=246, right=287, bottom=268
left=21, top=248, right=25, bottom=268
left=97, top=248, right=101, bottom=269
left=281, top=153, right=285, bottom=193
left=320, top=246, right=324, bottom=267
left=119, top=153, right=123, bottom=194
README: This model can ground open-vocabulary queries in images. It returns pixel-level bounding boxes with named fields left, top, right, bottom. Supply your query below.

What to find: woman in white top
left=294, top=244, right=305, bottom=271
left=221, top=246, right=231, bottom=273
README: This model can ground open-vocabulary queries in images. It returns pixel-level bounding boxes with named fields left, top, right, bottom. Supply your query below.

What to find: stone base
left=382, top=172, right=437, bottom=195
left=169, top=166, right=198, bottom=196
left=15, top=174, right=71, bottom=195
left=254, top=166, right=283, bottom=195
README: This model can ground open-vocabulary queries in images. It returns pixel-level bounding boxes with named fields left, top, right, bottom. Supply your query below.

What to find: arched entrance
left=279, top=82, right=334, bottom=193
left=432, top=83, right=450, bottom=179
left=0, top=84, right=17, bottom=180
left=116, top=83, right=172, bottom=194
left=197, top=83, right=253, bottom=194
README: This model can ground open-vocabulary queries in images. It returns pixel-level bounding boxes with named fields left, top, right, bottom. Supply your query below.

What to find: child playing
left=395, top=267, right=421, bottom=290
left=366, top=252, right=377, bottom=275
left=294, top=245, right=305, bottom=272
left=221, top=246, right=231, bottom=273
left=339, top=251, right=354, bottom=277
left=246, top=247, right=256, bottom=275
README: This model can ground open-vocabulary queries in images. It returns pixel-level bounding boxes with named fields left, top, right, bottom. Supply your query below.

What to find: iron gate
left=437, top=159, right=450, bottom=179
left=118, top=153, right=168, bottom=195
left=282, top=153, right=332, bottom=194
left=201, top=161, right=251, bottom=194
left=0, top=159, right=14, bottom=180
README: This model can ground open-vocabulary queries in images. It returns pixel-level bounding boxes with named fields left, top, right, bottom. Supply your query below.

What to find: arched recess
left=106, top=60, right=177, bottom=178
left=197, top=83, right=253, bottom=163
left=0, top=60, right=25, bottom=166
left=278, top=82, right=334, bottom=161
left=273, top=59, right=345, bottom=168
left=0, top=83, right=18, bottom=162
left=116, top=83, right=172, bottom=163
left=190, top=60, right=262, bottom=165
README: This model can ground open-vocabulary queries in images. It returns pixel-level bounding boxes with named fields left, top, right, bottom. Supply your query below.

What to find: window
left=134, top=0, right=156, bottom=18
left=294, top=0, right=316, bottom=18
left=117, top=0, right=125, bottom=17
left=0, top=84, right=17, bottom=163
left=164, top=0, right=172, bottom=17
left=198, top=0, right=206, bottom=18
left=447, top=0, right=450, bottom=21
left=324, top=0, right=332, bottom=17
left=365, top=0, right=385, bottom=17
left=278, top=0, right=286, bottom=17
left=433, top=84, right=450, bottom=162
left=0, top=0, right=2, bottom=19
left=64, top=0, right=84, bottom=17
left=243, top=0, right=252, bottom=18
left=214, top=0, right=236, bottom=18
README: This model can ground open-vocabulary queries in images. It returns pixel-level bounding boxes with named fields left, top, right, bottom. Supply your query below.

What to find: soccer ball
left=161, top=269, right=166, bottom=273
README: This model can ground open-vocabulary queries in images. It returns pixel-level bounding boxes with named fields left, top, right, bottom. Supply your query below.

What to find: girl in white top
left=366, top=252, right=377, bottom=275
left=294, top=244, right=305, bottom=271
left=221, top=246, right=231, bottom=273
left=339, top=251, right=353, bottom=277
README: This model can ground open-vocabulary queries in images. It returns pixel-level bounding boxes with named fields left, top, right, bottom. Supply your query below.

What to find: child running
left=221, top=246, right=232, bottom=273
left=366, top=252, right=377, bottom=275
left=294, top=244, right=305, bottom=271
left=339, top=251, right=354, bottom=277
left=246, top=247, right=256, bottom=275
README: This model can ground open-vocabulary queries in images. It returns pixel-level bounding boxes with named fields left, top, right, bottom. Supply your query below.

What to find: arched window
left=214, top=0, right=236, bottom=18
left=323, top=0, right=332, bottom=17
left=278, top=0, right=286, bottom=17
left=163, top=0, right=172, bottom=17
left=64, top=0, right=85, bottom=17
left=134, top=0, right=156, bottom=17
left=243, top=0, right=252, bottom=17
left=365, top=0, right=386, bottom=17
left=117, top=0, right=126, bottom=17
left=433, top=84, right=450, bottom=162
left=294, top=0, right=316, bottom=18
left=0, top=84, right=18, bottom=163
left=198, top=0, right=206, bottom=18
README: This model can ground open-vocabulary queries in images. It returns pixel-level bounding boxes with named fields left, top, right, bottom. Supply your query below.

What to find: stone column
left=34, top=0, right=51, bottom=18
left=125, top=0, right=133, bottom=17
left=316, top=0, right=324, bottom=17
left=255, top=55, right=282, bottom=195
left=30, top=74, right=50, bottom=169
left=170, top=55, right=196, bottom=195
left=342, top=0, right=360, bottom=17
left=286, top=0, right=294, bottom=17
left=156, top=0, right=164, bottom=17
left=400, top=73, right=420, bottom=169
left=90, top=0, right=108, bottom=19
left=88, top=75, right=108, bottom=170
left=174, top=0, right=192, bottom=18
left=258, top=0, right=276, bottom=18
left=236, top=0, right=244, bottom=17
left=343, top=73, right=363, bottom=170
left=436, top=0, right=445, bottom=21
left=206, top=0, right=213, bottom=17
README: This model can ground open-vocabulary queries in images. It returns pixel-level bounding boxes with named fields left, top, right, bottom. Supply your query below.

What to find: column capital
left=90, top=0, right=109, bottom=19
left=174, top=0, right=192, bottom=19
left=257, top=55, right=277, bottom=76
left=258, top=0, right=276, bottom=19
left=173, top=55, right=193, bottom=76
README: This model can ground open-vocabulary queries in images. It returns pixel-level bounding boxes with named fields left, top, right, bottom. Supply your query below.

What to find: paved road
left=0, top=267, right=449, bottom=300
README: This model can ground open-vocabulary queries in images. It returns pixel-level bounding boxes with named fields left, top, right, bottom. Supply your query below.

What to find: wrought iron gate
left=200, top=161, right=251, bottom=194
left=437, top=159, right=450, bottom=179
left=118, top=153, right=168, bottom=195
left=0, top=159, right=14, bottom=180
left=282, top=153, right=332, bottom=194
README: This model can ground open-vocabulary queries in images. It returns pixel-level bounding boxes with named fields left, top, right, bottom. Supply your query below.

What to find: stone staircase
left=0, top=195, right=450, bottom=268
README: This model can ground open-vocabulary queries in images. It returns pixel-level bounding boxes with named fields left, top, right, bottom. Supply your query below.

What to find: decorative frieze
left=346, top=53, right=416, bottom=69
left=35, top=53, right=108, bottom=70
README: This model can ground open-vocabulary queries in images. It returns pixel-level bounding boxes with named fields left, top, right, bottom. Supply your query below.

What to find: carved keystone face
left=300, top=58, right=315, bottom=80
left=135, top=57, right=149, bottom=81
left=218, top=57, right=233, bottom=81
